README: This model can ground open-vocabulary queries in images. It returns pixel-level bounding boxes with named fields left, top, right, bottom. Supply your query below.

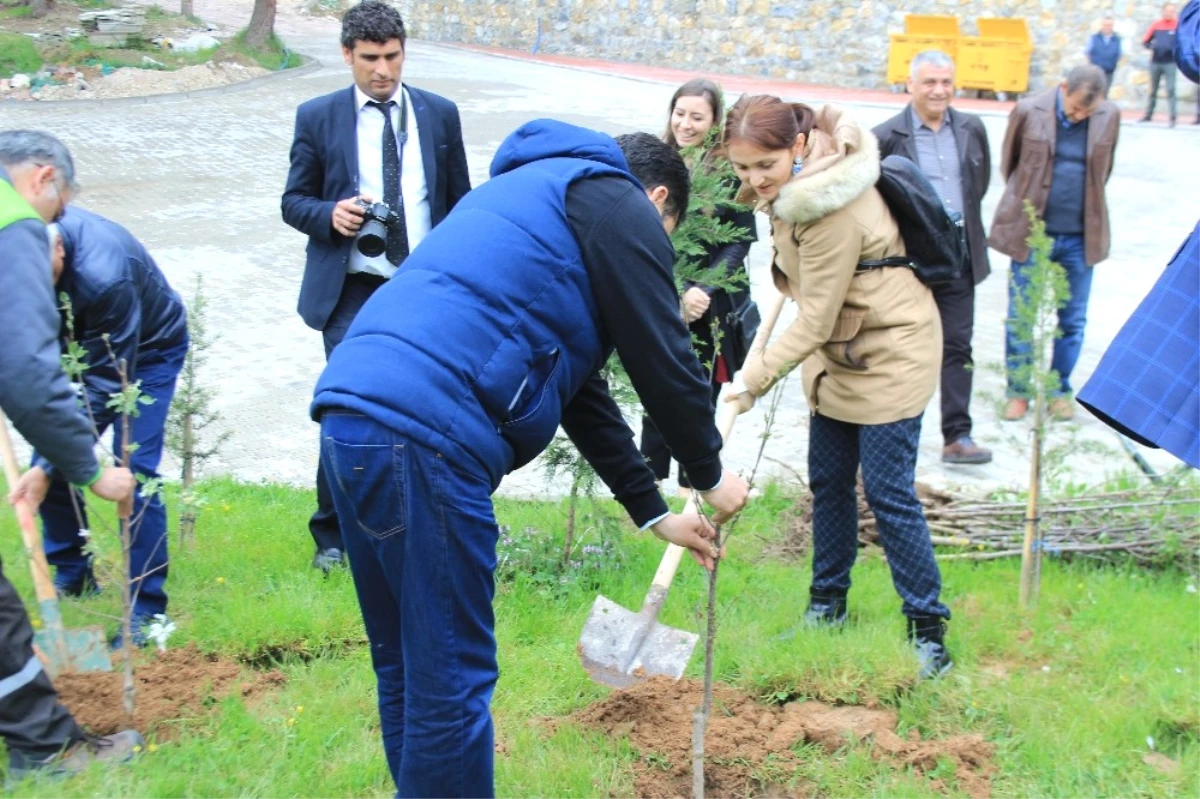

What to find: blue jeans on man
left=41, top=339, right=188, bottom=620
left=1005, top=233, right=1094, bottom=398
left=320, top=411, right=498, bottom=798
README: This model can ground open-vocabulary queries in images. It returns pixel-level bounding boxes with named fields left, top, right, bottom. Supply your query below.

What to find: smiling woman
left=722, top=94, right=953, bottom=682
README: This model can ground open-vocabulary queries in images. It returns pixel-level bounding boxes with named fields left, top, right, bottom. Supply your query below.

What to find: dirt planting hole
left=572, top=677, right=995, bottom=799
left=54, top=644, right=286, bottom=738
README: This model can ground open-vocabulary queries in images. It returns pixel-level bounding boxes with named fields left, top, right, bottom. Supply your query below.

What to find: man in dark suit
left=874, top=50, right=993, bottom=465
left=282, top=0, right=470, bottom=572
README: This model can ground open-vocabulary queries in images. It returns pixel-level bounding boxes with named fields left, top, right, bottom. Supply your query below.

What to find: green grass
left=226, top=29, right=302, bottom=71
left=0, top=4, right=33, bottom=19
left=0, top=31, right=41, bottom=77
left=0, top=478, right=1196, bottom=797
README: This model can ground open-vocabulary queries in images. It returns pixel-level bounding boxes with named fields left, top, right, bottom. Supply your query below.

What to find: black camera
left=354, top=198, right=403, bottom=258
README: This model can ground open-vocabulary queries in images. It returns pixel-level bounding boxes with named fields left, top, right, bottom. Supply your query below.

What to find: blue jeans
left=320, top=412, right=498, bottom=799
left=1005, top=233, right=1094, bottom=398
left=808, top=413, right=949, bottom=620
left=41, top=339, right=188, bottom=618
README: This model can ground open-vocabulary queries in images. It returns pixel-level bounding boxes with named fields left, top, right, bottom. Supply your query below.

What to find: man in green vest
left=0, top=130, right=142, bottom=782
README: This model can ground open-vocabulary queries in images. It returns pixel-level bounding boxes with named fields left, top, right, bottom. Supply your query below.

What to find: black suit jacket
left=873, top=105, right=991, bottom=285
left=281, top=84, right=471, bottom=330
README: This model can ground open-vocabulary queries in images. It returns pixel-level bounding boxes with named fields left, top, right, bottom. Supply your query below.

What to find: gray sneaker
left=6, top=730, right=144, bottom=785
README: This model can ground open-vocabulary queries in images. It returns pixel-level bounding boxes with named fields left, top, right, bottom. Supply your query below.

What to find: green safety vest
left=0, top=177, right=40, bottom=232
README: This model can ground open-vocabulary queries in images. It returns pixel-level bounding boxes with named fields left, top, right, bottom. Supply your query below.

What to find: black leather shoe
left=6, top=729, right=144, bottom=787
left=802, top=592, right=848, bottom=628
left=907, top=616, right=953, bottom=680
left=312, top=548, right=346, bottom=574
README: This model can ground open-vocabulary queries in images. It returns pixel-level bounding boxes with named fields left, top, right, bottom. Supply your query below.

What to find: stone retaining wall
left=393, top=0, right=1198, bottom=111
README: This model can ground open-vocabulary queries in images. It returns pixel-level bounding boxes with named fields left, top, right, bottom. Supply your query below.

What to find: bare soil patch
left=54, top=644, right=286, bottom=738
left=572, top=676, right=995, bottom=799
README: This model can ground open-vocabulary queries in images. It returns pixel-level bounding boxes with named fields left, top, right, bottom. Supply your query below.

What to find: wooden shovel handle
left=0, top=411, right=60, bottom=605
left=648, top=291, right=789, bottom=592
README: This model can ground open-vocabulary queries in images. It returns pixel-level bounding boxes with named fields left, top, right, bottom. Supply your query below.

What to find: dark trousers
left=1102, top=70, right=1114, bottom=99
left=41, top=339, right=187, bottom=619
left=1146, top=62, right=1178, bottom=120
left=640, top=378, right=723, bottom=489
left=807, top=413, right=949, bottom=620
left=0, top=558, right=85, bottom=767
left=310, top=274, right=385, bottom=554
left=932, top=273, right=977, bottom=445
left=321, top=412, right=498, bottom=798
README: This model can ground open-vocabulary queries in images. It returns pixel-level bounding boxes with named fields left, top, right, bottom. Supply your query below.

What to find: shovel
left=579, top=292, right=788, bottom=688
left=0, top=410, right=112, bottom=677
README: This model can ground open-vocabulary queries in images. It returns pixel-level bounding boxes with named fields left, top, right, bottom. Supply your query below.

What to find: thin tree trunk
left=562, top=479, right=579, bottom=569
left=180, top=0, right=194, bottom=18
left=245, top=0, right=277, bottom=49
left=180, top=413, right=195, bottom=548
left=29, top=0, right=50, bottom=19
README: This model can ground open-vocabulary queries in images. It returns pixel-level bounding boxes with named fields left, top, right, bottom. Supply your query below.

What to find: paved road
left=5, top=3, right=1198, bottom=502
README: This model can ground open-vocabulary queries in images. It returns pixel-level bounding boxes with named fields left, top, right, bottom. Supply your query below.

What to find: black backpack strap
left=856, top=256, right=912, bottom=273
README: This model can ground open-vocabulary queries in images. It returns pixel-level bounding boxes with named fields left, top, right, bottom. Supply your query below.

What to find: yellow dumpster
left=886, top=14, right=960, bottom=89
left=957, top=17, right=1033, bottom=100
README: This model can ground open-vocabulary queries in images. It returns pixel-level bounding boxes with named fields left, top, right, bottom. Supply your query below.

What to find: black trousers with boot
left=310, top=274, right=385, bottom=554
left=931, top=273, right=977, bottom=446
left=0, top=557, right=85, bottom=768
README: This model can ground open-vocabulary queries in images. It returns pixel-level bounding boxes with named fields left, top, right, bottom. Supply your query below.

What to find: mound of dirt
left=53, top=644, right=286, bottom=738
left=29, top=61, right=269, bottom=101
left=573, top=677, right=994, bottom=799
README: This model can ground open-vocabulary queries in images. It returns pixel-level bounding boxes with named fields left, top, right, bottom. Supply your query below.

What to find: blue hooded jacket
left=312, top=120, right=646, bottom=489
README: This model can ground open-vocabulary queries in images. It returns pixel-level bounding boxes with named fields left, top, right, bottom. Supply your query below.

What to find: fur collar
left=771, top=122, right=881, bottom=226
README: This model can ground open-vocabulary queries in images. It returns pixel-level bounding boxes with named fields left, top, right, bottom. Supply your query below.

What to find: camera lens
left=358, top=218, right=388, bottom=258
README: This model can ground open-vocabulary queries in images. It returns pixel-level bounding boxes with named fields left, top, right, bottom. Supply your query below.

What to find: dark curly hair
left=614, top=132, right=690, bottom=227
left=340, top=1, right=407, bottom=50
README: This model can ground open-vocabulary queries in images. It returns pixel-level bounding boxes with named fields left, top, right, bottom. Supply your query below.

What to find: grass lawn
left=0, top=478, right=1196, bottom=797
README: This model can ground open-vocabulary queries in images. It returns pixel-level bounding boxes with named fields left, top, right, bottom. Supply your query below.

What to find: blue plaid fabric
left=1078, top=224, right=1200, bottom=468
left=807, top=413, right=950, bottom=619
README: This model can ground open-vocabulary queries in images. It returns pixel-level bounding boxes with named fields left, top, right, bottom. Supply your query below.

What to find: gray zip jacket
left=0, top=167, right=100, bottom=486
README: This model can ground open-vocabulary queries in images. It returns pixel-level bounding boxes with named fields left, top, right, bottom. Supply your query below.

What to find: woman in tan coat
left=723, top=95, right=951, bottom=679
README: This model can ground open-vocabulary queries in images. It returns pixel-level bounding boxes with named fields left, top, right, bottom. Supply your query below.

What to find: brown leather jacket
left=988, top=87, right=1120, bottom=266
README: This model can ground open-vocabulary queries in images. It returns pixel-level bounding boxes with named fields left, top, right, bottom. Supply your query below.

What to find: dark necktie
left=367, top=100, right=409, bottom=266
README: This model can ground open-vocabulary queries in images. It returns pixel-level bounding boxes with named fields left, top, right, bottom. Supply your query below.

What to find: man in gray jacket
left=0, top=130, right=141, bottom=782
left=874, top=50, right=993, bottom=465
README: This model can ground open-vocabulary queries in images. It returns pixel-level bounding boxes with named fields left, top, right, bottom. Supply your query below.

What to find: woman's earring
left=791, top=156, right=804, bottom=176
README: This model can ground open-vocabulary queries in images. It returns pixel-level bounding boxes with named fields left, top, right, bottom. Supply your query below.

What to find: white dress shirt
left=349, top=84, right=433, bottom=277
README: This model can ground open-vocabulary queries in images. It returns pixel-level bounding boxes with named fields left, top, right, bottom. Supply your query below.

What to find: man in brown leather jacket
left=988, top=64, right=1120, bottom=422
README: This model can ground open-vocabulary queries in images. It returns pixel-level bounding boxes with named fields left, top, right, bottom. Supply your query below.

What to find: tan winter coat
left=739, top=106, right=942, bottom=425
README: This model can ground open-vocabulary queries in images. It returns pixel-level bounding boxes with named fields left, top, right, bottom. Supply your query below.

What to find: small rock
left=74, top=76, right=90, bottom=91
left=0, top=79, right=10, bottom=92
left=174, top=33, right=221, bottom=52
left=10, top=74, right=31, bottom=90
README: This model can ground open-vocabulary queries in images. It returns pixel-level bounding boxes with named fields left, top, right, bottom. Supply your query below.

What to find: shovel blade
left=34, top=626, right=112, bottom=677
left=578, top=594, right=697, bottom=689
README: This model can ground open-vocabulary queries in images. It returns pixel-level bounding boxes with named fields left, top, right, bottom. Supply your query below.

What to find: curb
left=5, top=54, right=324, bottom=109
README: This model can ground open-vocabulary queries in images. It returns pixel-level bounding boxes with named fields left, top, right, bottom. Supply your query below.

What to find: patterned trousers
left=807, top=412, right=950, bottom=620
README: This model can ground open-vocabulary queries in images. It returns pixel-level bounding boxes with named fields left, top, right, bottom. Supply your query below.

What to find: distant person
left=989, top=65, right=1120, bottom=423
left=1086, top=15, right=1122, bottom=96
left=1140, top=2, right=1179, bottom=125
